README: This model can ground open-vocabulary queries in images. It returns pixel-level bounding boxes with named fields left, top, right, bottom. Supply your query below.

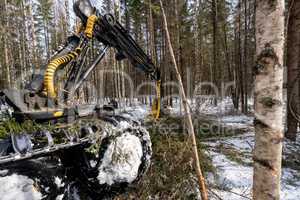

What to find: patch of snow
left=0, top=170, right=8, bottom=176
left=190, top=97, right=234, bottom=115
left=283, top=136, right=300, bottom=156
left=220, top=115, right=253, bottom=128
left=0, top=174, right=42, bottom=200
left=117, top=121, right=132, bottom=130
left=211, top=188, right=250, bottom=200
left=44, top=187, right=50, bottom=193
left=168, top=97, right=239, bottom=116
left=211, top=152, right=253, bottom=188
left=281, top=168, right=300, bottom=200
left=0, top=101, right=12, bottom=121
left=55, top=194, right=64, bottom=200
left=121, top=105, right=150, bottom=121
left=97, top=132, right=143, bottom=185
left=66, top=183, right=81, bottom=200
left=223, top=134, right=254, bottom=151
left=208, top=133, right=300, bottom=200
left=54, top=177, right=65, bottom=188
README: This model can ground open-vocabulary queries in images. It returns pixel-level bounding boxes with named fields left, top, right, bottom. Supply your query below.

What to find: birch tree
left=253, top=0, right=285, bottom=199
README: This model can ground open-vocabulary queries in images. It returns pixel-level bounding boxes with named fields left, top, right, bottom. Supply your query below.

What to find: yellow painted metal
left=53, top=111, right=63, bottom=117
left=152, top=80, right=161, bottom=120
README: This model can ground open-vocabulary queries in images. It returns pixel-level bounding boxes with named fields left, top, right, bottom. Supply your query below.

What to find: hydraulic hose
left=44, top=14, right=98, bottom=99
left=85, top=14, right=98, bottom=39
left=44, top=50, right=80, bottom=98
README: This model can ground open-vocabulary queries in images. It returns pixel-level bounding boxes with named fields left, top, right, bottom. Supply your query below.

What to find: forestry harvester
left=0, top=0, right=161, bottom=195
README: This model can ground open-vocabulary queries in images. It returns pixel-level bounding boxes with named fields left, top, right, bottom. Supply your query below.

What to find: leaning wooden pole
left=159, top=1, right=208, bottom=199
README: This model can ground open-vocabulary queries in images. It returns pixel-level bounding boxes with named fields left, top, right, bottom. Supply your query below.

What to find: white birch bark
left=253, top=1, right=285, bottom=199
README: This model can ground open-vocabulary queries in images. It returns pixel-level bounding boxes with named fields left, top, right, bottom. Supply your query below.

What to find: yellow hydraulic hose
left=44, top=14, right=98, bottom=99
left=44, top=50, right=80, bottom=98
left=152, top=80, right=161, bottom=120
left=85, top=15, right=98, bottom=39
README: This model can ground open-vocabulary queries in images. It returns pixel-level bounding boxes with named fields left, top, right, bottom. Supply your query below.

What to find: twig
left=208, top=188, right=224, bottom=200
left=226, top=189, right=251, bottom=200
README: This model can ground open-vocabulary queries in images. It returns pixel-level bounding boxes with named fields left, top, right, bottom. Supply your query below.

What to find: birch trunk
left=253, top=0, right=285, bottom=199
left=159, top=1, right=208, bottom=199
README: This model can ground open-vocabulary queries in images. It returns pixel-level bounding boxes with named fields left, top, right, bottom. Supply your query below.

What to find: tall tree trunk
left=117, top=1, right=123, bottom=100
left=3, top=0, right=10, bottom=87
left=159, top=1, right=208, bottom=199
left=233, top=19, right=240, bottom=109
left=194, top=0, right=203, bottom=86
left=243, top=0, right=248, bottom=113
left=253, top=0, right=285, bottom=199
left=149, top=0, right=156, bottom=65
left=65, top=0, right=70, bottom=33
left=21, top=0, right=28, bottom=79
left=212, top=0, right=218, bottom=102
left=238, top=0, right=244, bottom=112
left=286, top=0, right=299, bottom=141
left=148, top=0, right=156, bottom=103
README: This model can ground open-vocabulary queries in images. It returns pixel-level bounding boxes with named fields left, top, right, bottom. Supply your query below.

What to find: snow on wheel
left=95, top=123, right=152, bottom=188
left=61, top=119, right=152, bottom=197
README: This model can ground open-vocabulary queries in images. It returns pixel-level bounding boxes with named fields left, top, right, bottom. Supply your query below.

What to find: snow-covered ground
left=198, top=98, right=300, bottom=200
left=0, top=173, right=42, bottom=200
left=164, top=97, right=299, bottom=199
left=206, top=133, right=300, bottom=200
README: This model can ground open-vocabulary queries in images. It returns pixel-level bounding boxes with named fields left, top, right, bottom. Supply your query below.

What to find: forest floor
left=203, top=114, right=300, bottom=200
left=0, top=99, right=300, bottom=199
left=118, top=98, right=300, bottom=200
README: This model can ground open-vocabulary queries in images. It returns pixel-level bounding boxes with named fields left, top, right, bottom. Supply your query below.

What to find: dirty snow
left=97, top=132, right=143, bottom=185
left=219, top=115, right=253, bottom=129
left=120, top=104, right=150, bottom=122
left=208, top=141, right=300, bottom=200
left=0, top=174, right=42, bottom=200
left=54, top=177, right=65, bottom=188
left=167, top=97, right=300, bottom=199
left=56, top=194, right=64, bottom=200
left=197, top=98, right=300, bottom=200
